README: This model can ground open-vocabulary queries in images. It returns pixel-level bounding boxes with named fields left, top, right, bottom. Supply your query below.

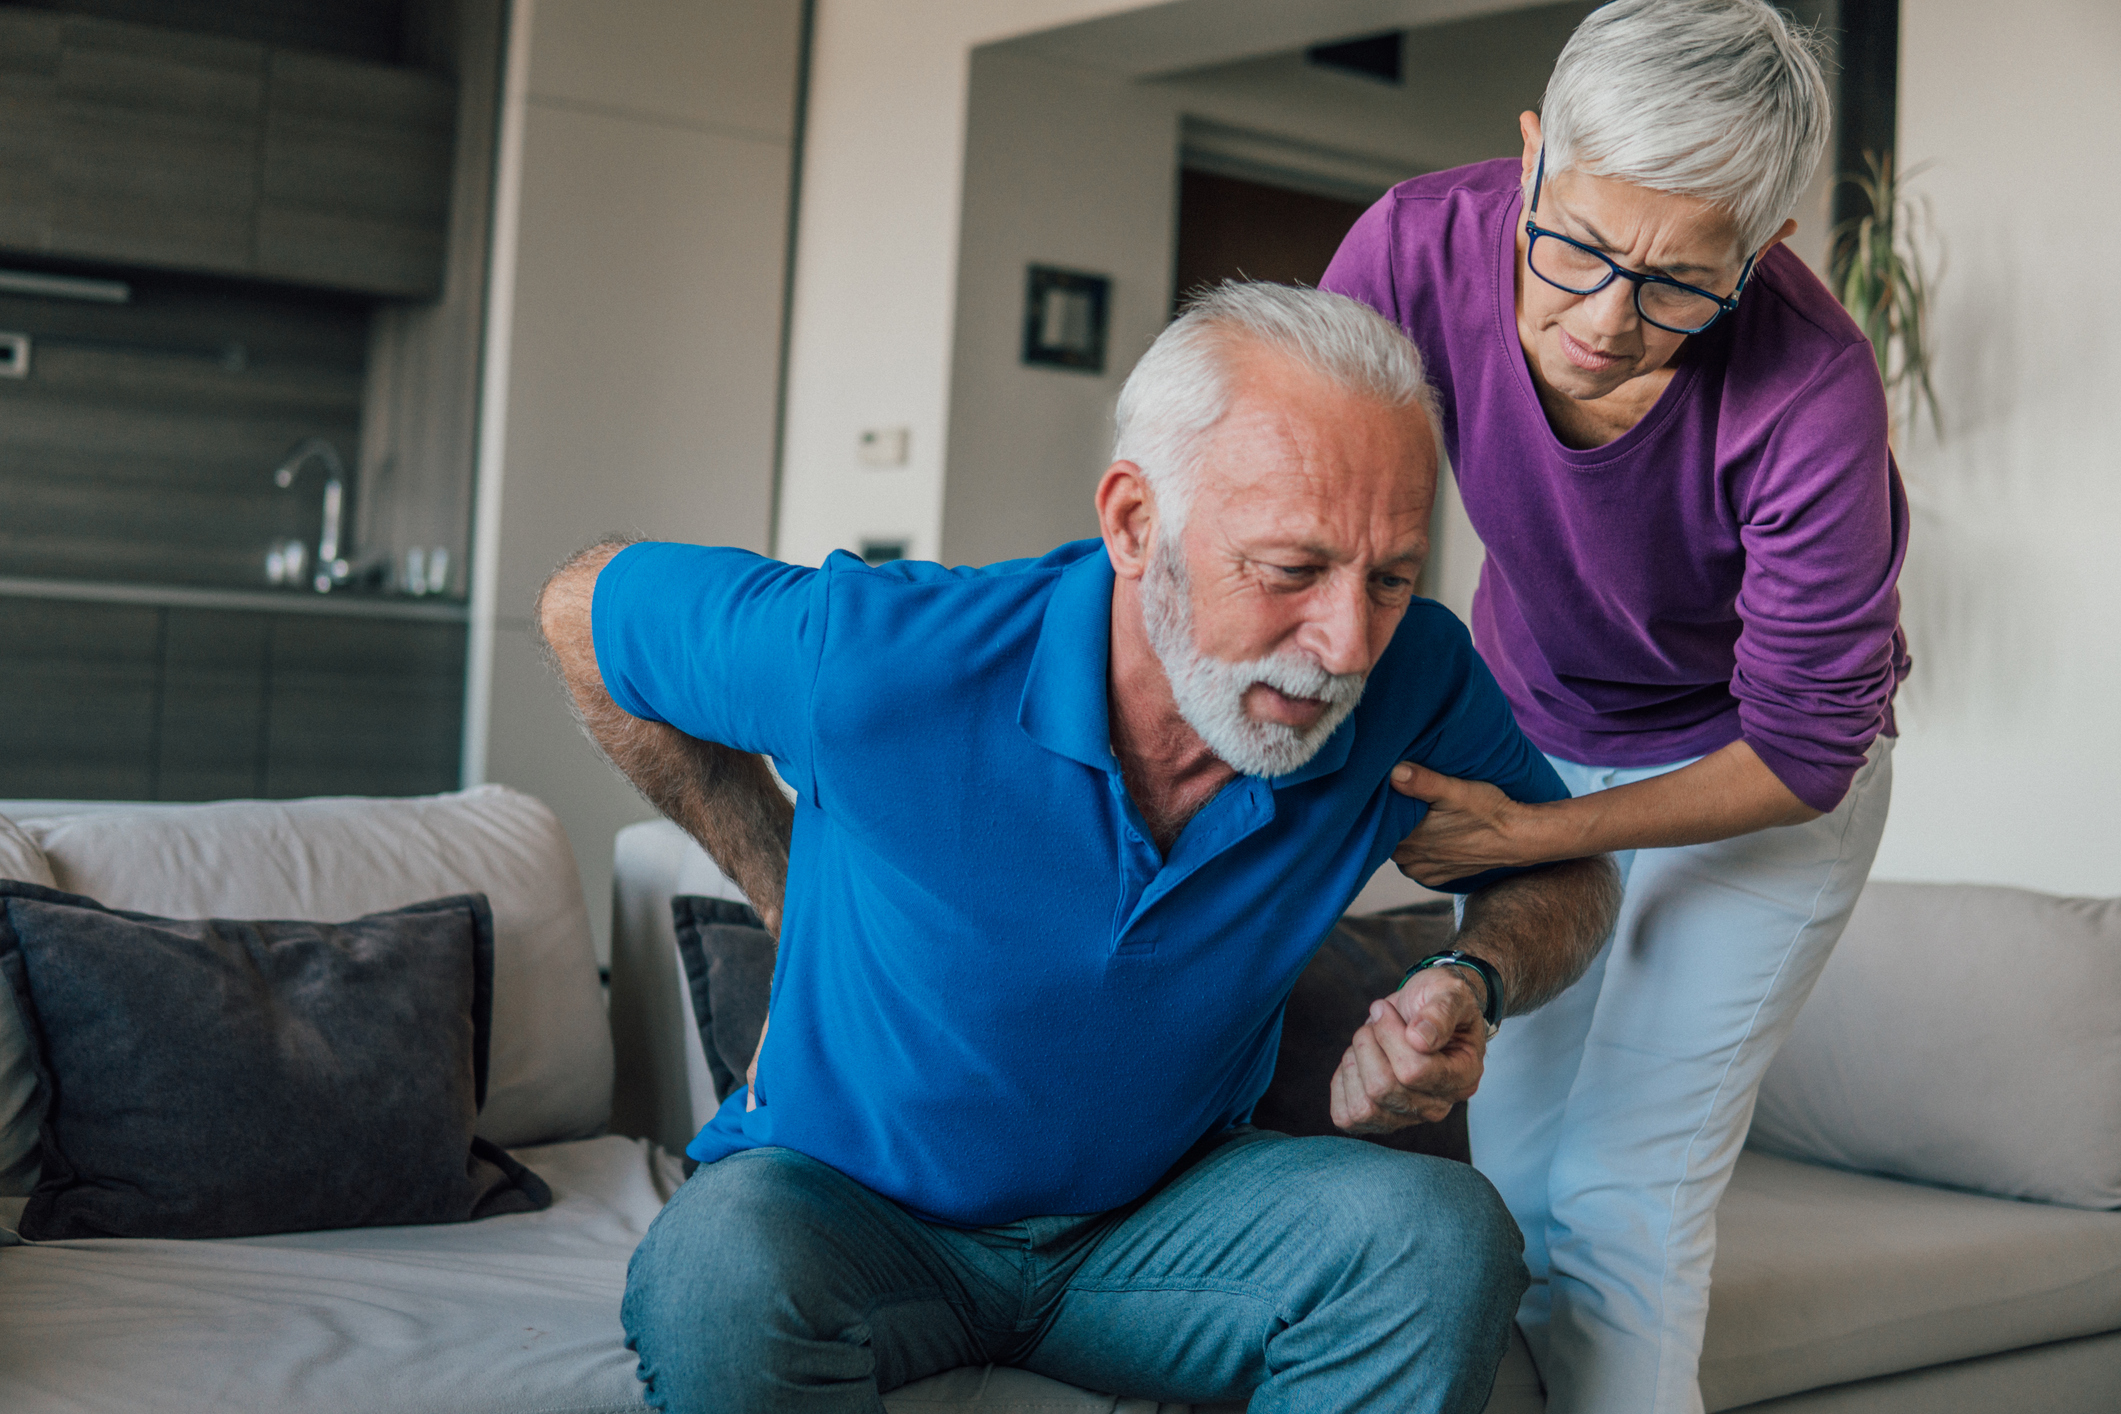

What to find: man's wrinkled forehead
left=1193, top=368, right=1435, bottom=525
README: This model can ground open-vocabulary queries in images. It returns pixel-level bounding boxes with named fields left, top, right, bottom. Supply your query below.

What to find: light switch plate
left=858, top=426, right=909, bottom=466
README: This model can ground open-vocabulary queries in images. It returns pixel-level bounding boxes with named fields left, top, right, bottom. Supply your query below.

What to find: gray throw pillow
left=670, top=896, right=777, bottom=1104
left=0, top=881, right=551, bottom=1241
left=669, top=896, right=1468, bottom=1163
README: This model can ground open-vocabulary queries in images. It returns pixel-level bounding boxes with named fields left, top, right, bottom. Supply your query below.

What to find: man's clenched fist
left=1329, top=965, right=1489, bottom=1133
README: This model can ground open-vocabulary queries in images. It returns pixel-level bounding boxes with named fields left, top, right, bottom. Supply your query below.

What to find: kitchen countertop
left=0, top=575, right=470, bottom=623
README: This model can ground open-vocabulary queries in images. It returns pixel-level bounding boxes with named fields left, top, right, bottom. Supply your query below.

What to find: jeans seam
left=1065, top=1276, right=1288, bottom=1321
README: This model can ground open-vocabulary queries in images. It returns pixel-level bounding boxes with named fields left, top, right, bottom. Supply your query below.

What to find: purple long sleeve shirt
left=1322, top=159, right=1910, bottom=812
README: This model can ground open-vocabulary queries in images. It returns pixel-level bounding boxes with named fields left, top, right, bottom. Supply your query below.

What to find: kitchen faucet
left=271, top=437, right=350, bottom=593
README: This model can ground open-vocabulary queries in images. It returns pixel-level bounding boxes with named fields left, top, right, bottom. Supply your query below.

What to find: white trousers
left=1469, top=737, right=1894, bottom=1414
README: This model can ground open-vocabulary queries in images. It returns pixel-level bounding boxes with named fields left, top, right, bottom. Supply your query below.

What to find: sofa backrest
left=0, top=816, right=53, bottom=891
left=1751, top=879, right=2121, bottom=1209
left=4, top=787, right=613, bottom=1149
left=608, top=818, right=745, bottom=1153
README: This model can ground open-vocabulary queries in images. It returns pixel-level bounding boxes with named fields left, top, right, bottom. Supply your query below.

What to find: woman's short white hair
left=1540, top=0, right=1831, bottom=255
left=1113, top=282, right=1439, bottom=535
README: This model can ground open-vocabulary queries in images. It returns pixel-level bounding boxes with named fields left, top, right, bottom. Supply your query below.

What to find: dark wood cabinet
left=52, top=18, right=265, bottom=275
left=257, top=50, right=457, bottom=295
left=0, top=597, right=464, bottom=802
left=264, top=613, right=464, bottom=798
left=0, top=10, right=455, bottom=299
left=0, top=597, right=161, bottom=798
left=155, top=607, right=271, bottom=800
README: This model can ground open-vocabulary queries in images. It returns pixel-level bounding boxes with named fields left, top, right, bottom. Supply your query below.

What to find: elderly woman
left=1322, top=2, right=1907, bottom=1411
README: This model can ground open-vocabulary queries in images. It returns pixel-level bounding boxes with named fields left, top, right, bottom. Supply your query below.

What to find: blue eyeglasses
left=1524, top=149, right=1755, bottom=335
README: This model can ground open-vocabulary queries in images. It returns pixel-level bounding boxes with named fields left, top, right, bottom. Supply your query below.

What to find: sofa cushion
left=0, top=1134, right=672, bottom=1414
left=1, top=882, right=550, bottom=1240
left=670, top=895, right=775, bottom=1103
left=1698, top=1149, right=2121, bottom=1410
left=1749, top=881, right=2121, bottom=1208
left=0, top=815, right=52, bottom=890
left=15, top=787, right=612, bottom=1148
left=669, top=895, right=1471, bottom=1160
left=0, top=812, right=54, bottom=1195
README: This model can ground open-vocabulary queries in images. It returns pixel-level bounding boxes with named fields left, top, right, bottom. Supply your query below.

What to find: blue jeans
left=622, top=1127, right=1528, bottom=1412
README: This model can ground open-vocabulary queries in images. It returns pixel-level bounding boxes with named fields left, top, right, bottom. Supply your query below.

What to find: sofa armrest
left=608, top=820, right=750, bottom=1153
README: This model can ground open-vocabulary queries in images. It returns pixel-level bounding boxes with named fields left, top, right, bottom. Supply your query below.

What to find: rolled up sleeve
left=591, top=542, right=826, bottom=794
left=1732, top=343, right=1911, bottom=812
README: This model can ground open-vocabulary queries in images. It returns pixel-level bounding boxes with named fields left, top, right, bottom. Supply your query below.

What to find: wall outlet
left=0, top=332, right=29, bottom=379
left=858, top=426, right=909, bottom=466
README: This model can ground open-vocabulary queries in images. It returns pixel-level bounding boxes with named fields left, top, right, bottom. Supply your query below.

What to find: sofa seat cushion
left=1701, top=1149, right=2121, bottom=1411
left=0, top=1134, right=676, bottom=1414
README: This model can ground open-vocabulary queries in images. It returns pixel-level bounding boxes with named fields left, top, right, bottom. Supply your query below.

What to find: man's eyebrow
left=1272, top=538, right=1425, bottom=568
left=1264, top=539, right=1426, bottom=568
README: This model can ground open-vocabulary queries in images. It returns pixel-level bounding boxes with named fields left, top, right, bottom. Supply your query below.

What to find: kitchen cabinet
left=0, top=10, right=455, bottom=299
left=0, top=594, right=465, bottom=802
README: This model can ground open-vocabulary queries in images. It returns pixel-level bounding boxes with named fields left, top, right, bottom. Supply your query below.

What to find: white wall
left=941, top=1, right=1601, bottom=566
left=1868, top=0, right=2121, bottom=894
left=770, top=0, right=1162, bottom=570
left=467, top=0, right=804, bottom=957
left=774, top=0, right=1588, bottom=569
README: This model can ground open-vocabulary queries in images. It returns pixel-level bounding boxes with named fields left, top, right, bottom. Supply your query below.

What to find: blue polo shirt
left=594, top=538, right=1567, bottom=1226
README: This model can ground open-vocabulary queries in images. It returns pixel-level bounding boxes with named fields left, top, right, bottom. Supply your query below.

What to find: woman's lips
left=1558, top=326, right=1627, bottom=373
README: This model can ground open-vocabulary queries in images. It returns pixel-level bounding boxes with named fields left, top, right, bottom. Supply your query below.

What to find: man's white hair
left=1112, top=281, right=1439, bottom=537
left=1540, top=0, right=1832, bottom=255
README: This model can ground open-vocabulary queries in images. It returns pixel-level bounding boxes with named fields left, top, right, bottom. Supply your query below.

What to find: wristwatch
left=1399, top=951, right=1506, bottom=1037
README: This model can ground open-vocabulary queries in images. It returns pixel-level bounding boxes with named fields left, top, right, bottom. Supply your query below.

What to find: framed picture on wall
left=1021, top=265, right=1110, bottom=374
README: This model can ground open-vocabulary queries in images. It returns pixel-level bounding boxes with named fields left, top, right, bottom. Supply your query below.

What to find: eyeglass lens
left=1528, top=233, right=1724, bottom=333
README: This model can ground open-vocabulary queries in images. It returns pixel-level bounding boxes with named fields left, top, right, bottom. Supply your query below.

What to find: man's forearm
left=1453, top=854, right=1621, bottom=1016
left=534, top=540, right=795, bottom=934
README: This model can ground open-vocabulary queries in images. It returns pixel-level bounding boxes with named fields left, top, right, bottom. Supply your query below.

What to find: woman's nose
left=1583, top=277, right=1640, bottom=335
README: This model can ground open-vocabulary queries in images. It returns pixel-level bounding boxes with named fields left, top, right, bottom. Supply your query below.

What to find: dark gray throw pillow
left=670, top=895, right=777, bottom=1104
left=0, top=880, right=551, bottom=1241
left=669, top=895, right=1468, bottom=1164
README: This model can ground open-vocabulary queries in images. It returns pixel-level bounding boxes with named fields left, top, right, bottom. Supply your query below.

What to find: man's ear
left=1096, top=461, right=1157, bottom=582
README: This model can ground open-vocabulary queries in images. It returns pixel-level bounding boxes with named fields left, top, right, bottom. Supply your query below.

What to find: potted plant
left=1831, top=152, right=1942, bottom=443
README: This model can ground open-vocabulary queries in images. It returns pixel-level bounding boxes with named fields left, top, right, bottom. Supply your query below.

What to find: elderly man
left=537, top=284, right=1620, bottom=1414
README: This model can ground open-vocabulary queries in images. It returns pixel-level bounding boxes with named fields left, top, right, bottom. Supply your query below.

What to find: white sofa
left=613, top=817, right=2121, bottom=1414
left=0, top=790, right=2113, bottom=1414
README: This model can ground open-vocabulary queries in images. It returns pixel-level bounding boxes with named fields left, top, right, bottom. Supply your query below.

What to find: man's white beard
left=1139, top=533, right=1367, bottom=779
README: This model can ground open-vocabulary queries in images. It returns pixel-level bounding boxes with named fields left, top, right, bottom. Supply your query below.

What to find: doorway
left=1172, top=168, right=1371, bottom=308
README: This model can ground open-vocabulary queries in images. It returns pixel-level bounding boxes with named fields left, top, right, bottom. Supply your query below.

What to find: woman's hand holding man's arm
left=1388, top=738, right=1821, bottom=886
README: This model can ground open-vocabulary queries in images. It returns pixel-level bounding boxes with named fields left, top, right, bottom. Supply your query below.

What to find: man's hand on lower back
left=1329, top=968, right=1488, bottom=1133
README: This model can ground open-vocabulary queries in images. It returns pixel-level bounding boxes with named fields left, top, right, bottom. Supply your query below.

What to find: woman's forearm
left=1514, top=740, right=1819, bottom=862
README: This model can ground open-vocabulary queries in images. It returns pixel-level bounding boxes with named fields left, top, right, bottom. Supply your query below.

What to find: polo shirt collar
left=1015, top=542, right=1358, bottom=789
left=1018, top=545, right=1119, bottom=774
